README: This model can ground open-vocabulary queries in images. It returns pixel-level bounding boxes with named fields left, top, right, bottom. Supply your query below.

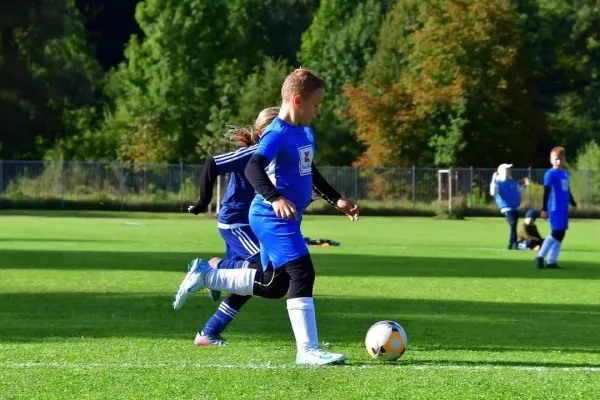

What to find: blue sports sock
left=548, top=240, right=563, bottom=264
left=217, top=259, right=250, bottom=270
left=538, top=235, right=556, bottom=259
left=202, top=297, right=240, bottom=336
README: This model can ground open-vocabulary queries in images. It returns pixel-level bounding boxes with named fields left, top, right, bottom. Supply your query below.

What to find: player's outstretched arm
left=188, top=146, right=257, bottom=215
left=312, top=163, right=359, bottom=221
left=188, top=156, right=218, bottom=215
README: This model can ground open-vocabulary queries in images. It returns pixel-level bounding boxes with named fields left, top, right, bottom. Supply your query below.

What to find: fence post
left=120, top=162, right=125, bottom=211
left=469, top=166, right=474, bottom=209
left=411, top=166, right=416, bottom=210
left=527, top=166, right=533, bottom=207
left=60, top=161, right=65, bottom=209
left=179, top=162, right=184, bottom=211
left=353, top=166, right=359, bottom=198
left=0, top=159, right=3, bottom=208
left=448, top=168, right=453, bottom=215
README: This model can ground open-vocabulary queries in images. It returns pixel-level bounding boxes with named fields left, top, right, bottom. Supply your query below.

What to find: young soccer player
left=490, top=163, right=529, bottom=249
left=173, top=69, right=359, bottom=364
left=536, top=147, right=577, bottom=269
left=243, top=68, right=359, bottom=365
left=517, top=209, right=544, bottom=250
left=185, top=107, right=286, bottom=346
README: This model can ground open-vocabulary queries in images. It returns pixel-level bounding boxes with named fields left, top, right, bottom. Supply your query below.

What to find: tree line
left=2, top=0, right=599, bottom=168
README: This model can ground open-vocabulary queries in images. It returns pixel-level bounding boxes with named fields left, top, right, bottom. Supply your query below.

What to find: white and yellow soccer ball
left=365, top=320, right=408, bottom=361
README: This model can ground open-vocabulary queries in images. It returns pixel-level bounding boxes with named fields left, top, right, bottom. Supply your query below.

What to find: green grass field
left=1, top=212, right=599, bottom=399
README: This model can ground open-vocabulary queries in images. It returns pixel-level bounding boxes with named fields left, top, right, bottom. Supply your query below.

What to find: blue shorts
left=249, top=204, right=309, bottom=269
left=218, top=226, right=261, bottom=263
left=549, top=211, right=569, bottom=231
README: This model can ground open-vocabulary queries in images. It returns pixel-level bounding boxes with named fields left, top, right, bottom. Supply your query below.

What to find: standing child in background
left=517, top=209, right=544, bottom=250
left=490, top=163, right=529, bottom=249
left=536, top=147, right=577, bottom=269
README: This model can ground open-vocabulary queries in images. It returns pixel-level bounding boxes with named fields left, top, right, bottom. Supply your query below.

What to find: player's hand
left=522, top=177, right=529, bottom=186
left=272, top=197, right=297, bottom=220
left=336, top=197, right=359, bottom=221
left=540, top=210, right=548, bottom=220
left=188, top=205, right=206, bottom=215
left=492, top=172, right=498, bottom=180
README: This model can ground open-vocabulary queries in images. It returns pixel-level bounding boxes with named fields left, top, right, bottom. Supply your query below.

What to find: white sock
left=203, top=269, right=256, bottom=295
left=548, top=240, right=563, bottom=264
left=538, top=235, right=556, bottom=259
left=287, top=297, right=319, bottom=353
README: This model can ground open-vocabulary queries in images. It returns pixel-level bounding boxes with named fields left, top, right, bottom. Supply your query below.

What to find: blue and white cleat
left=295, top=348, right=346, bottom=366
left=173, top=258, right=212, bottom=310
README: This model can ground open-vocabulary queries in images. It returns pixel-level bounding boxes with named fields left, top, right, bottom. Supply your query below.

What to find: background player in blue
left=183, top=107, right=289, bottom=346
left=536, top=146, right=578, bottom=269
left=244, top=68, right=360, bottom=366
left=490, top=163, right=529, bottom=249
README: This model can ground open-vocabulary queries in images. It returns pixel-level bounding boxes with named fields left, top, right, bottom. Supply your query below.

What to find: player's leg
left=204, top=227, right=261, bottom=302
left=547, top=215, right=567, bottom=268
left=195, top=293, right=251, bottom=346
left=505, top=210, right=519, bottom=249
left=536, top=212, right=567, bottom=268
left=250, top=214, right=345, bottom=365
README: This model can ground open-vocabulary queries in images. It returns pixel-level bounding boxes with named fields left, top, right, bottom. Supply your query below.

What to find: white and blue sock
left=202, top=298, right=240, bottom=336
left=547, top=240, right=563, bottom=265
left=538, top=235, right=556, bottom=259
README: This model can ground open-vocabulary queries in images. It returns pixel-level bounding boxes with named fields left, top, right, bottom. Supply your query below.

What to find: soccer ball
left=365, top=320, right=408, bottom=361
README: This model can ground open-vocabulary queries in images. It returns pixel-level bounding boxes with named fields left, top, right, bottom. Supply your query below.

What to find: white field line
left=0, top=361, right=599, bottom=372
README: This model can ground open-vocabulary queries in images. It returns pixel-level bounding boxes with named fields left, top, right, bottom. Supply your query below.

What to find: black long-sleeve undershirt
left=244, top=155, right=342, bottom=206
left=244, top=154, right=282, bottom=202
left=312, top=163, right=341, bottom=207
left=189, top=156, right=218, bottom=214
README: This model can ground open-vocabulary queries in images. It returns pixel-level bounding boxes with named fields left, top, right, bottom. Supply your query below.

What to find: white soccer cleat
left=173, top=258, right=211, bottom=310
left=295, top=348, right=346, bottom=366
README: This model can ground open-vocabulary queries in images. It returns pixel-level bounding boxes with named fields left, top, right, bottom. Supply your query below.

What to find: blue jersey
left=252, top=117, right=315, bottom=215
left=212, top=144, right=258, bottom=226
left=493, top=179, right=522, bottom=213
left=544, top=168, right=570, bottom=213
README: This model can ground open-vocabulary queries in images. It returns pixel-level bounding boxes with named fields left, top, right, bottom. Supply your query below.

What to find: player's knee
left=285, top=254, right=315, bottom=299
left=268, top=272, right=290, bottom=299
left=253, top=267, right=290, bottom=299
left=552, top=230, right=566, bottom=242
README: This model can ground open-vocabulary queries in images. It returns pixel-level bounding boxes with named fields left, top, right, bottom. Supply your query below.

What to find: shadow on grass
left=0, top=291, right=599, bottom=363
left=1, top=249, right=599, bottom=280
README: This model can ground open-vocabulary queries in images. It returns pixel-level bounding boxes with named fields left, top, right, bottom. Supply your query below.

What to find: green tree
left=0, top=0, right=104, bottom=159
left=347, top=0, right=542, bottom=167
left=298, top=0, right=393, bottom=165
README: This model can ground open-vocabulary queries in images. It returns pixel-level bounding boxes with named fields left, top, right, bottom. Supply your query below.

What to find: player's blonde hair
left=226, top=107, right=280, bottom=147
left=281, top=68, right=325, bottom=101
left=550, top=146, right=566, bottom=157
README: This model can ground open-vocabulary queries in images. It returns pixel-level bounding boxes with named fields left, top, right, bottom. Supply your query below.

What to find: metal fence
left=0, top=160, right=599, bottom=213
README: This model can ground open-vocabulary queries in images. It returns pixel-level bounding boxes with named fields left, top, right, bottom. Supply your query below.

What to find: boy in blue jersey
left=536, top=147, right=577, bottom=269
left=173, top=69, right=359, bottom=364
left=490, top=163, right=529, bottom=249
left=244, top=68, right=359, bottom=366
left=182, top=107, right=291, bottom=346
